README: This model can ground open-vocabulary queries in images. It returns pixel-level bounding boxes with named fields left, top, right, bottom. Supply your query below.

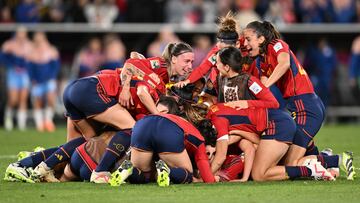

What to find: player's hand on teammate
left=119, top=87, right=134, bottom=108
left=174, top=79, right=190, bottom=88
left=224, top=100, right=249, bottom=110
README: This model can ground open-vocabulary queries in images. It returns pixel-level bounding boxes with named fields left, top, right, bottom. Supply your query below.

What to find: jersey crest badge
left=273, top=42, right=283, bottom=53
left=150, top=60, right=160, bottom=69
left=208, top=54, right=216, bottom=65
left=249, top=82, right=262, bottom=95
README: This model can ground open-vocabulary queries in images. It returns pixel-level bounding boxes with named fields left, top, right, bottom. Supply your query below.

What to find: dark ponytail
left=246, top=21, right=281, bottom=54
left=217, top=12, right=239, bottom=45
left=217, top=46, right=244, bottom=73
left=196, top=119, right=217, bottom=147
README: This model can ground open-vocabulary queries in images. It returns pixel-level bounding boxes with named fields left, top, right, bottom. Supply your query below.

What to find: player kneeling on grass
left=4, top=130, right=131, bottom=183
left=109, top=96, right=217, bottom=187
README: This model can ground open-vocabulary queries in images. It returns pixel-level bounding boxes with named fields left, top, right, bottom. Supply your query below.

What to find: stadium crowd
left=1, top=9, right=357, bottom=185
left=1, top=0, right=360, bottom=25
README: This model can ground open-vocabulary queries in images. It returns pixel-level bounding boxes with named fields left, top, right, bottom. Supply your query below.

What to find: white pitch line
left=0, top=155, right=17, bottom=159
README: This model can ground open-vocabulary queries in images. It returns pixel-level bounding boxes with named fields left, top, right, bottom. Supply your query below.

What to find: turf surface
left=0, top=125, right=359, bottom=203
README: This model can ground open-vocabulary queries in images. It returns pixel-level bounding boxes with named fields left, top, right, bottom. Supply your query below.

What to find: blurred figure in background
left=0, top=27, right=32, bottom=131
left=27, top=32, right=60, bottom=132
left=67, top=0, right=88, bottom=22
left=192, top=34, right=212, bottom=68
left=0, top=6, right=14, bottom=23
left=327, top=0, right=357, bottom=23
left=147, top=26, right=180, bottom=57
left=84, top=0, right=119, bottom=28
left=233, top=0, right=261, bottom=28
left=41, top=0, right=66, bottom=23
left=71, top=37, right=103, bottom=79
left=306, top=38, right=337, bottom=108
left=101, top=34, right=126, bottom=70
left=263, top=0, right=296, bottom=25
left=15, top=0, right=40, bottom=23
left=294, top=0, right=327, bottom=23
left=165, top=0, right=215, bottom=26
left=349, top=36, right=360, bottom=105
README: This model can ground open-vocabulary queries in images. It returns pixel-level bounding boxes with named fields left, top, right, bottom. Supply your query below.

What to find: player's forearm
left=211, top=141, right=228, bottom=174
left=240, top=140, right=256, bottom=181
left=137, top=88, right=159, bottom=114
left=264, top=62, right=290, bottom=88
left=229, top=130, right=260, bottom=145
left=120, top=64, right=134, bottom=88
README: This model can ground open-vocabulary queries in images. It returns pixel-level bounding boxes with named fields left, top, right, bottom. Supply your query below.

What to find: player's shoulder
left=267, top=39, right=289, bottom=54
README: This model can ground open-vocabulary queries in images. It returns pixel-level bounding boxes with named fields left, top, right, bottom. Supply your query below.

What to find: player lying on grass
left=4, top=129, right=131, bottom=183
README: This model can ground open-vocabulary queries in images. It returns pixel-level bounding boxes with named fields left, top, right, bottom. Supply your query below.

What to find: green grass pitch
left=0, top=125, right=359, bottom=203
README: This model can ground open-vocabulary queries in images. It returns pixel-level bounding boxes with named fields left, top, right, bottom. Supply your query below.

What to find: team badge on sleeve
left=249, top=82, right=262, bottom=95
left=273, top=42, right=283, bottom=53
left=208, top=54, right=217, bottom=65
left=150, top=60, right=160, bottom=69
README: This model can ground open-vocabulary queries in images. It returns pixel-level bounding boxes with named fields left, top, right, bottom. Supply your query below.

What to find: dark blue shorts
left=131, top=115, right=185, bottom=153
left=286, top=93, right=325, bottom=148
left=63, top=77, right=118, bottom=120
left=70, top=146, right=95, bottom=181
left=262, top=108, right=296, bottom=143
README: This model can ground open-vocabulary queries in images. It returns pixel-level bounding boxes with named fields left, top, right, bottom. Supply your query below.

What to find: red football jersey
left=247, top=75, right=279, bottom=108
left=159, top=114, right=215, bottom=183
left=259, top=39, right=314, bottom=98
left=96, top=69, right=122, bottom=97
left=188, top=45, right=219, bottom=84
left=96, top=69, right=159, bottom=119
left=206, top=103, right=267, bottom=140
left=124, top=57, right=168, bottom=94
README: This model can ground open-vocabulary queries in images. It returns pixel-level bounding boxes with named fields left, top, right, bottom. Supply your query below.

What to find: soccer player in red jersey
left=174, top=13, right=240, bottom=90
left=207, top=103, right=265, bottom=182
left=110, top=98, right=216, bottom=186
left=242, top=21, right=326, bottom=166
left=63, top=66, right=162, bottom=141
left=207, top=103, right=335, bottom=181
left=118, top=42, right=194, bottom=109
left=216, top=46, right=279, bottom=109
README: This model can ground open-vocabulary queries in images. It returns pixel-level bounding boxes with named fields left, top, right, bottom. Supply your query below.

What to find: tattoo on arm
left=121, top=63, right=146, bottom=87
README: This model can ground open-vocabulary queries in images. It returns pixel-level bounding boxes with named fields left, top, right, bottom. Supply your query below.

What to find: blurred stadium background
left=0, top=0, right=360, bottom=129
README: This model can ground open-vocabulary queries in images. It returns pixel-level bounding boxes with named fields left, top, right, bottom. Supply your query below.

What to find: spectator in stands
left=42, top=0, right=66, bottom=23
left=126, top=0, right=165, bottom=23
left=101, top=34, right=126, bottom=70
left=216, top=0, right=233, bottom=18
left=165, top=0, right=216, bottom=26
left=15, top=0, right=40, bottom=23
left=184, top=0, right=216, bottom=25
left=115, top=0, right=127, bottom=22
left=192, top=34, right=212, bottom=68
left=306, top=38, right=337, bottom=107
left=84, top=0, right=119, bottom=28
left=327, top=0, right=357, bottom=23
left=67, top=0, right=88, bottom=22
left=263, top=0, right=296, bottom=25
left=71, top=37, right=103, bottom=79
left=233, top=0, right=261, bottom=28
left=0, top=6, right=14, bottom=23
left=356, top=0, right=360, bottom=22
left=349, top=36, right=360, bottom=105
left=294, top=0, right=327, bottom=23
left=147, top=26, right=180, bottom=57
left=165, top=0, right=191, bottom=23
left=28, top=32, right=60, bottom=132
